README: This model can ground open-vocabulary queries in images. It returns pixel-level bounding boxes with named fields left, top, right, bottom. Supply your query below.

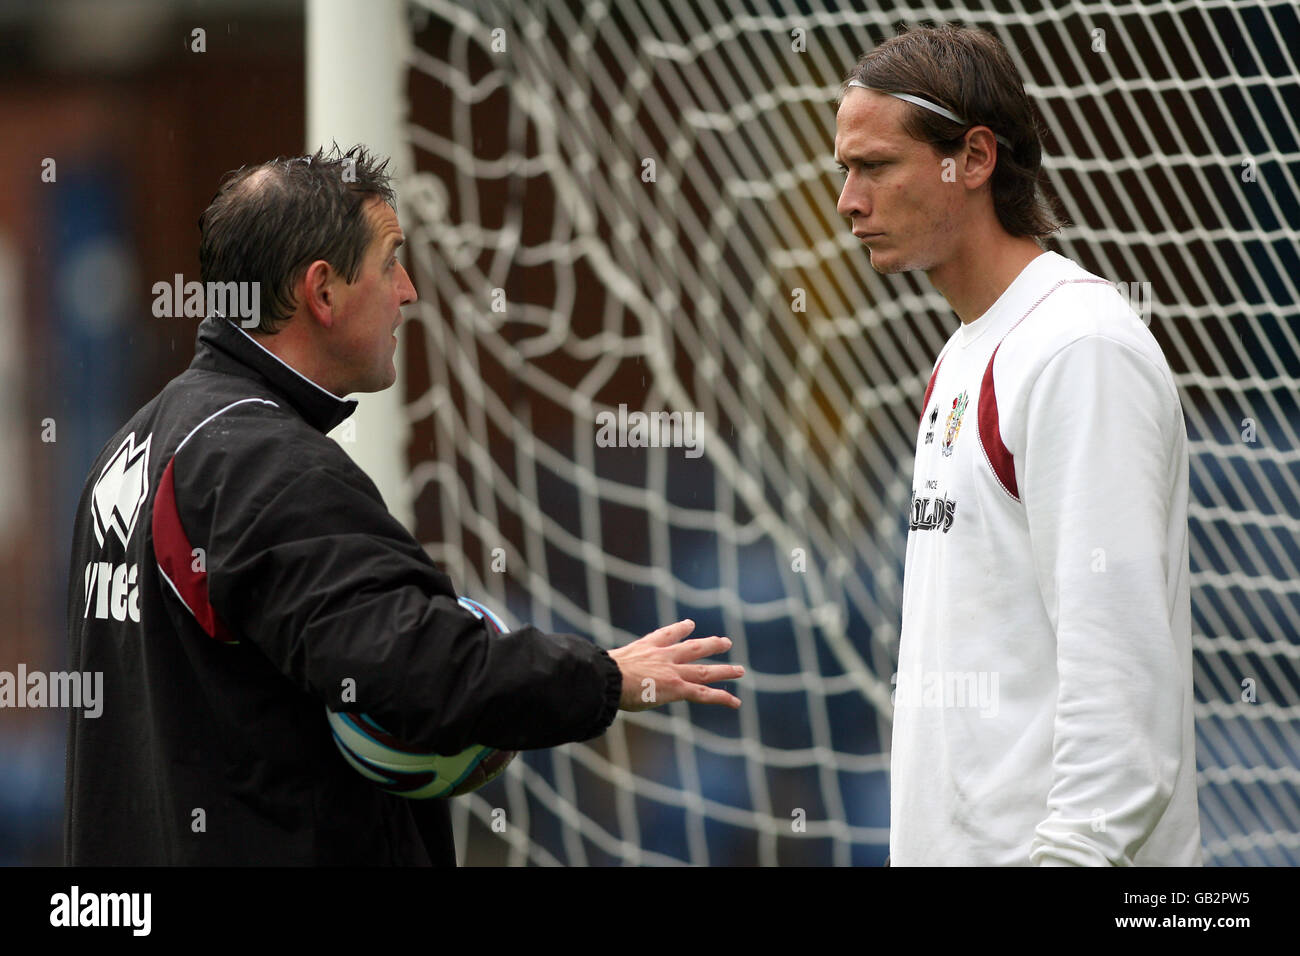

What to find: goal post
left=306, top=0, right=415, bottom=530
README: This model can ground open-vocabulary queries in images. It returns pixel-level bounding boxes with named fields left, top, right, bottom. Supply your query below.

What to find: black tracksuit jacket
left=65, top=315, right=622, bottom=864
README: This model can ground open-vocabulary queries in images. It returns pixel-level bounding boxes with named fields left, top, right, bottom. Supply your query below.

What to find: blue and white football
left=326, top=596, right=519, bottom=798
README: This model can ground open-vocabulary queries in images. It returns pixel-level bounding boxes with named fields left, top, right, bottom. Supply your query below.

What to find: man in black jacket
left=65, top=145, right=742, bottom=865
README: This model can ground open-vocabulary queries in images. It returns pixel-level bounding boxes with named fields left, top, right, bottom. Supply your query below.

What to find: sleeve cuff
left=584, top=646, right=623, bottom=740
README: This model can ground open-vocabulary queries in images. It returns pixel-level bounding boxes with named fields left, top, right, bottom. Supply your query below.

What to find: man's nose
left=397, top=261, right=418, bottom=305
left=837, top=173, right=869, bottom=220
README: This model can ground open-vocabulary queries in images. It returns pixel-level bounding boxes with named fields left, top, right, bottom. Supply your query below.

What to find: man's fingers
left=615, top=623, right=743, bottom=712
left=685, top=663, right=745, bottom=685
left=684, top=683, right=742, bottom=709
left=643, top=618, right=696, bottom=646
left=672, top=635, right=733, bottom=662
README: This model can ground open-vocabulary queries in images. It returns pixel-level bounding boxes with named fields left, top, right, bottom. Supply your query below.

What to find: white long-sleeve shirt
left=889, top=251, right=1202, bottom=866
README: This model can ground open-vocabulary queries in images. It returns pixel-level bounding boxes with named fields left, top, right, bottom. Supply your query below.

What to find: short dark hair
left=198, top=144, right=396, bottom=333
left=841, top=23, right=1064, bottom=239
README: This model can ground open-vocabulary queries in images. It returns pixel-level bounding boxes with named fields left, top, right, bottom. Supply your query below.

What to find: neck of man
left=248, top=318, right=346, bottom=398
left=925, top=220, right=1046, bottom=326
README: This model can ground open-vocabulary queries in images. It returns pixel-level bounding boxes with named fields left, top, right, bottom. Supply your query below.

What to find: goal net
left=392, top=0, right=1300, bottom=865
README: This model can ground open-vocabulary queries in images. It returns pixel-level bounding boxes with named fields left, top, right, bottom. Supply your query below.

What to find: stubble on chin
left=869, top=250, right=935, bottom=276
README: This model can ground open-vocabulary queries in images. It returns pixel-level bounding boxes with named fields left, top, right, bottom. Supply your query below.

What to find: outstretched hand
left=608, top=620, right=743, bottom=711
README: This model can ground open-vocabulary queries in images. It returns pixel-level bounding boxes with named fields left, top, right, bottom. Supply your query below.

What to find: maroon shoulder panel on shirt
left=978, top=350, right=1020, bottom=501
left=975, top=277, right=1115, bottom=504
left=151, top=456, right=236, bottom=643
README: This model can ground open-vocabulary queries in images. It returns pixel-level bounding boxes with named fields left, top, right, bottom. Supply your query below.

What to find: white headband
left=846, top=80, right=1011, bottom=149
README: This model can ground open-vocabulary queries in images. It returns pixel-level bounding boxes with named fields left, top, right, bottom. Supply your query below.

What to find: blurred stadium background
left=1, top=0, right=1296, bottom=866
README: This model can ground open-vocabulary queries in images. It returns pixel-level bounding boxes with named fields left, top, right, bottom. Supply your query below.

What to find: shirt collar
left=189, top=315, right=359, bottom=434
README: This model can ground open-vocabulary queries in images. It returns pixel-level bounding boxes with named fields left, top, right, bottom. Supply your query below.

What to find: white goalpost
left=307, top=0, right=415, bottom=529
left=324, top=0, right=1300, bottom=865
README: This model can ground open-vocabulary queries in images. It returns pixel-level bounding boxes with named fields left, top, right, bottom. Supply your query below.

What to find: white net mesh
left=396, top=0, right=1300, bottom=865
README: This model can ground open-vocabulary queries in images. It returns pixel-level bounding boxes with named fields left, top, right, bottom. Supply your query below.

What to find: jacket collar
left=189, top=315, right=359, bottom=434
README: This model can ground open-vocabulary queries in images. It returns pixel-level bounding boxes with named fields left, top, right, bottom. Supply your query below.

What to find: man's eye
left=838, top=162, right=883, bottom=176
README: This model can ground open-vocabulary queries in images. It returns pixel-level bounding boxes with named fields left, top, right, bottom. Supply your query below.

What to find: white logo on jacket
left=91, top=432, right=152, bottom=547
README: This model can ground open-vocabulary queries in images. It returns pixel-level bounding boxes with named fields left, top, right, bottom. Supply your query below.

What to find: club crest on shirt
left=941, top=391, right=969, bottom=458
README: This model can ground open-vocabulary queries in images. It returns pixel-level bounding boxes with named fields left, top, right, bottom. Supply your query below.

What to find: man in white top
left=834, top=24, right=1202, bottom=865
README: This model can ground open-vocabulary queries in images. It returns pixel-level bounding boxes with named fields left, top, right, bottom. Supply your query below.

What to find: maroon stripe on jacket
left=152, top=457, right=236, bottom=643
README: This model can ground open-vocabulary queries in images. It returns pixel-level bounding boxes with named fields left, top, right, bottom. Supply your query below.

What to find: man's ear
left=300, top=259, right=337, bottom=328
left=960, top=127, right=1000, bottom=192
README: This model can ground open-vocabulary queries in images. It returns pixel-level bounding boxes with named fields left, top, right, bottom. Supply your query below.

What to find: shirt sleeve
left=1019, top=334, right=1190, bottom=865
left=175, top=422, right=622, bottom=755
